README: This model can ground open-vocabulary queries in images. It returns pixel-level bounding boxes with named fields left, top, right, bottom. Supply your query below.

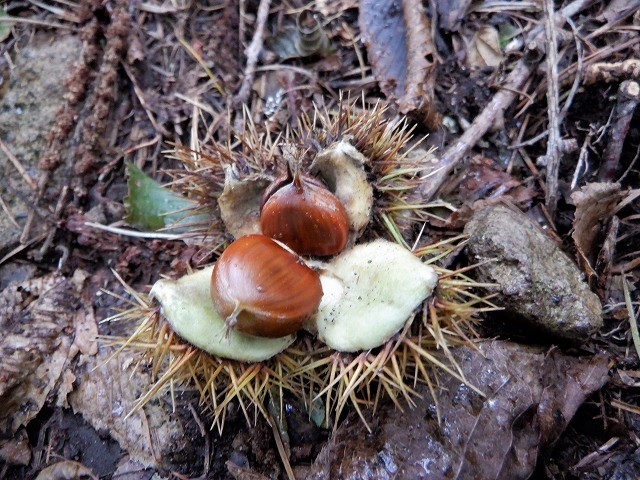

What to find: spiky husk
left=106, top=98, right=497, bottom=431
left=104, top=237, right=497, bottom=432
left=161, top=99, right=437, bottom=248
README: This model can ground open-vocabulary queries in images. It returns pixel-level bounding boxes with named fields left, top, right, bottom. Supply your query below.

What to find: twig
left=583, top=59, right=640, bottom=85
left=570, top=133, right=591, bottom=190
left=421, top=0, right=596, bottom=201
left=618, top=142, right=640, bottom=183
left=543, top=0, right=562, bottom=218
left=561, top=17, right=583, bottom=119
left=598, top=80, right=640, bottom=182
left=84, top=222, right=194, bottom=240
left=509, top=129, right=548, bottom=149
left=234, top=0, right=272, bottom=105
left=35, top=185, right=70, bottom=260
left=0, top=139, right=37, bottom=190
left=0, top=15, right=77, bottom=30
left=187, top=403, right=211, bottom=476
left=623, top=275, right=640, bottom=361
left=0, top=194, right=20, bottom=230
left=122, top=63, right=169, bottom=137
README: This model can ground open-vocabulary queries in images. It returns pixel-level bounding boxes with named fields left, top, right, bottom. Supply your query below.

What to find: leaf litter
left=1, top=0, right=640, bottom=478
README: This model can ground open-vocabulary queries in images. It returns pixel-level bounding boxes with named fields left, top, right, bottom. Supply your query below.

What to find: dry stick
left=543, top=0, right=562, bottom=218
left=421, top=0, right=595, bottom=202
left=598, top=80, right=640, bottom=182
left=0, top=139, right=37, bottom=190
left=234, top=0, right=272, bottom=106
left=583, top=59, right=640, bottom=85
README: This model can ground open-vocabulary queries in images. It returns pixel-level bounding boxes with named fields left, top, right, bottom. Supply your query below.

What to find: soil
left=1, top=1, right=639, bottom=479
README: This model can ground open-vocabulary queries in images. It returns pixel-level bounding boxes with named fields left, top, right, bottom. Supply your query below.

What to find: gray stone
left=464, top=205, right=603, bottom=342
left=0, top=34, right=81, bottom=254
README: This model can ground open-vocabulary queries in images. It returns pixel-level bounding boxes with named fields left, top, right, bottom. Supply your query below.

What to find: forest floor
left=1, top=0, right=640, bottom=479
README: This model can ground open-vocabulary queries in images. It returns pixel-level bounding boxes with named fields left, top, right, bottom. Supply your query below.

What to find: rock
left=307, top=341, right=609, bottom=480
left=0, top=33, right=81, bottom=254
left=464, top=205, right=603, bottom=342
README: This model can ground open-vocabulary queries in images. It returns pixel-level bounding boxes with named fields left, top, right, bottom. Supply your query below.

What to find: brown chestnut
left=260, top=167, right=349, bottom=256
left=210, top=234, right=323, bottom=338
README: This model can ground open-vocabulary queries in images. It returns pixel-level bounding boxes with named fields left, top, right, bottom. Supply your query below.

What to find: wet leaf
left=307, top=341, right=609, bottom=480
left=124, top=162, right=205, bottom=231
left=34, top=460, right=97, bottom=480
left=359, top=0, right=441, bottom=130
left=0, top=429, right=31, bottom=466
left=68, top=349, right=196, bottom=469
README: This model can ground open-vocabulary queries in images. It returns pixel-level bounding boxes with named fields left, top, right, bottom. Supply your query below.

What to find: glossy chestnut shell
left=260, top=169, right=349, bottom=256
left=210, top=234, right=323, bottom=338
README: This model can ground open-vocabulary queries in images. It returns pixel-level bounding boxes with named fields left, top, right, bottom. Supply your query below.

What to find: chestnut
left=260, top=167, right=349, bottom=256
left=210, top=234, right=323, bottom=338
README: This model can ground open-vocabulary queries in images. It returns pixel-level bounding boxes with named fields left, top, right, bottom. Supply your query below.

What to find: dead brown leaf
left=442, top=156, right=536, bottom=227
left=465, top=25, right=504, bottom=69
left=359, top=0, right=441, bottom=130
left=68, top=349, right=197, bottom=469
left=307, top=341, right=609, bottom=480
left=0, top=429, right=31, bottom=466
left=570, top=182, right=623, bottom=278
left=34, top=460, right=97, bottom=480
left=0, top=273, right=76, bottom=434
left=70, top=304, right=99, bottom=358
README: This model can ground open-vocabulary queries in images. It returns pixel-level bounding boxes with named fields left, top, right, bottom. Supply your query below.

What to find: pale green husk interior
left=149, top=266, right=295, bottom=362
left=313, top=239, right=438, bottom=352
left=150, top=240, right=438, bottom=359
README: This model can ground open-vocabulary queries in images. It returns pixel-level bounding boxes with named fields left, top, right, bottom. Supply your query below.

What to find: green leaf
left=124, top=162, right=202, bottom=231
left=0, top=8, right=15, bottom=43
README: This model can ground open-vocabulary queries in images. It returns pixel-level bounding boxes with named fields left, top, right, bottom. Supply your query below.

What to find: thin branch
left=421, top=0, right=596, bottom=201
left=234, top=0, right=272, bottom=106
left=543, top=0, right=562, bottom=218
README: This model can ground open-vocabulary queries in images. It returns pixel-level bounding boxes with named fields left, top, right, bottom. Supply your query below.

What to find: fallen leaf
left=0, top=274, right=76, bottom=434
left=34, top=460, right=97, bottom=480
left=570, top=182, right=623, bottom=278
left=71, top=304, right=99, bottom=357
left=359, top=0, right=441, bottom=130
left=0, top=429, right=31, bottom=466
left=68, top=349, right=198, bottom=469
left=307, top=341, right=609, bottom=480
left=465, top=25, right=504, bottom=69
